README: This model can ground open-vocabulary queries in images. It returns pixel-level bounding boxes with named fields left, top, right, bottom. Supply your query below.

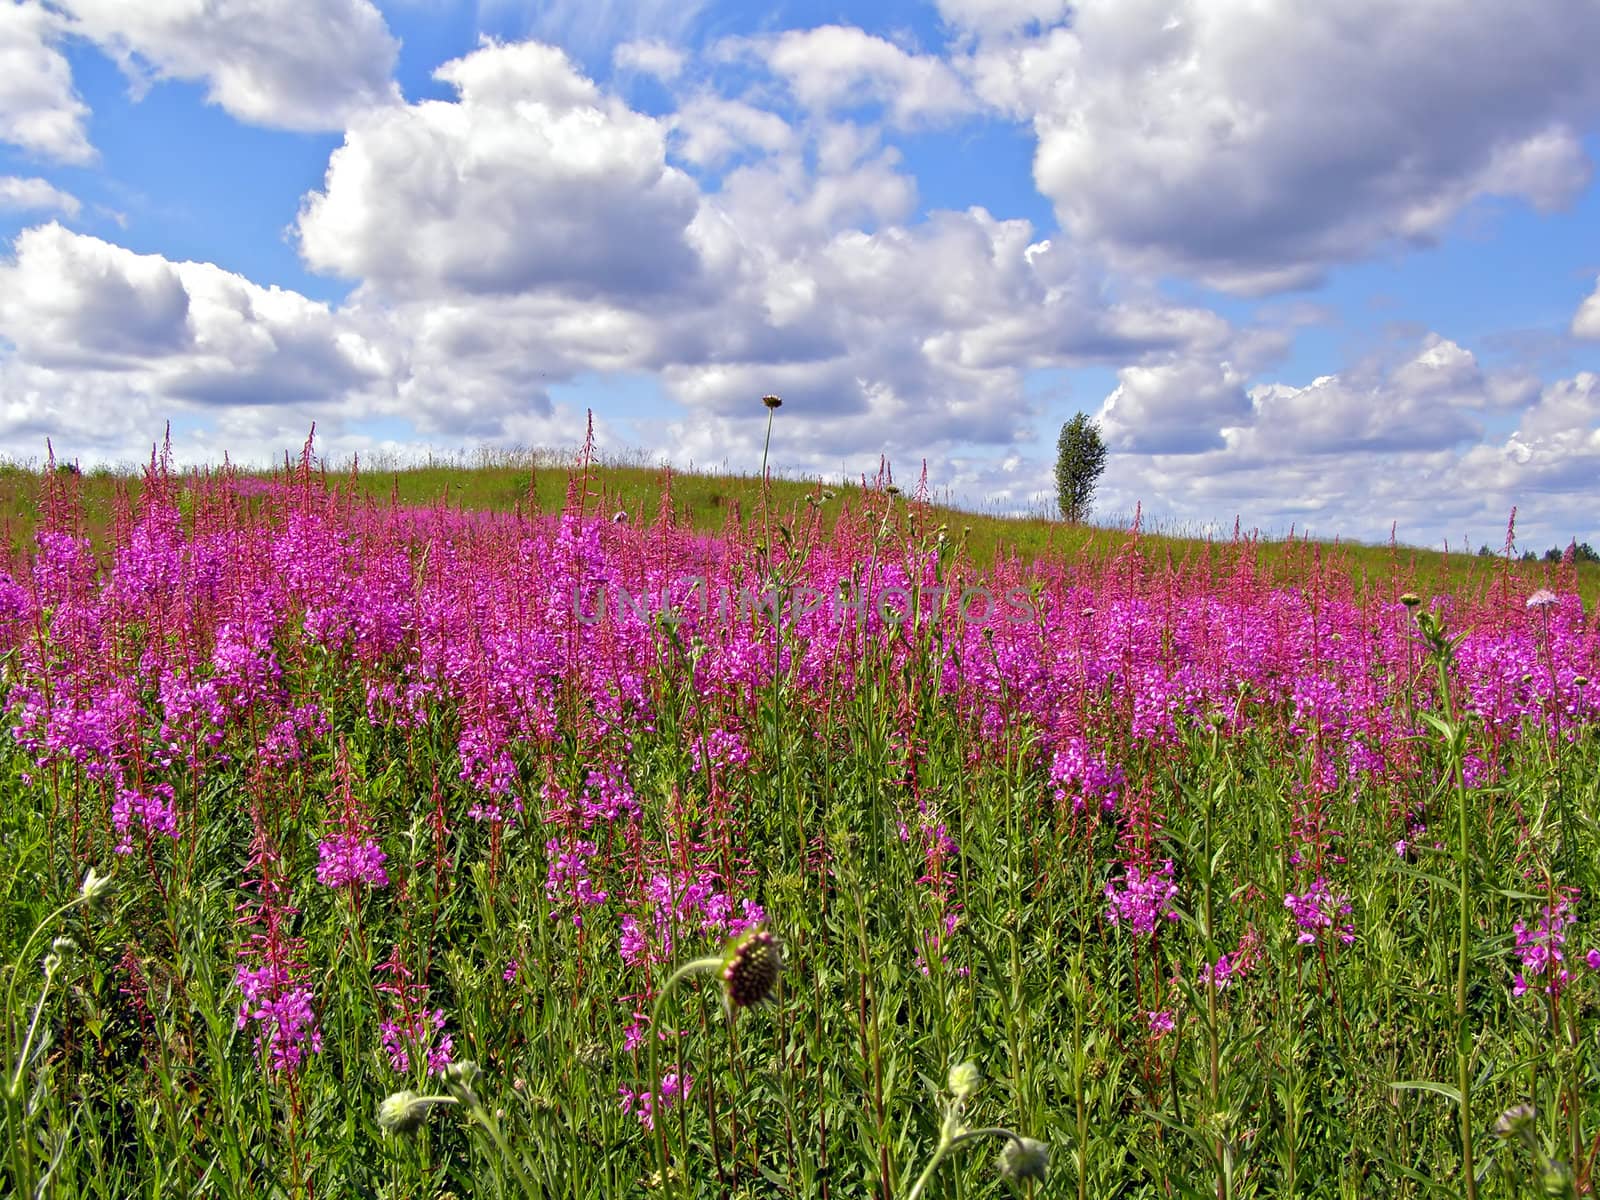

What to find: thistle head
left=720, top=927, right=783, bottom=1010
left=1399, top=592, right=1421, bottom=609
left=762, top=394, right=783, bottom=410
left=996, top=1136, right=1050, bottom=1185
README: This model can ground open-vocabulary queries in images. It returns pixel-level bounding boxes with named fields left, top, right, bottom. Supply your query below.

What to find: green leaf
left=1390, top=1079, right=1462, bottom=1104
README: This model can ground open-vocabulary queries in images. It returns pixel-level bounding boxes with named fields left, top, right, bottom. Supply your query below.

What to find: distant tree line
left=1476, top=540, right=1600, bottom=563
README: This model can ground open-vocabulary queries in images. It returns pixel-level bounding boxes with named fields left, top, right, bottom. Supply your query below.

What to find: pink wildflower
left=1512, top=895, right=1576, bottom=999
left=1284, top=877, right=1355, bottom=945
left=1105, top=860, right=1179, bottom=935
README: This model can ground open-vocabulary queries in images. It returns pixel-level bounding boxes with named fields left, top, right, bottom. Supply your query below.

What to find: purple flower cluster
left=1512, top=894, right=1577, bottom=999
left=1284, top=877, right=1355, bottom=945
left=375, top=946, right=454, bottom=1075
left=379, top=1008, right=454, bottom=1075
left=111, top=783, right=179, bottom=854
left=618, top=866, right=766, bottom=968
left=544, top=836, right=609, bottom=925
left=233, top=897, right=321, bottom=1073
left=316, top=740, right=388, bottom=890
left=9, top=447, right=1600, bottom=1100
left=619, top=1070, right=692, bottom=1130
left=315, top=832, right=389, bottom=889
left=1105, top=860, right=1179, bottom=935
left=1197, top=927, right=1263, bottom=991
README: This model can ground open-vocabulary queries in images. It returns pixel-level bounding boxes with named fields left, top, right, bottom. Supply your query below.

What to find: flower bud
left=947, top=1061, right=981, bottom=1102
left=1493, top=1103, right=1536, bottom=1143
left=442, top=1060, right=484, bottom=1106
left=376, top=1090, right=439, bottom=1136
left=79, top=867, right=113, bottom=909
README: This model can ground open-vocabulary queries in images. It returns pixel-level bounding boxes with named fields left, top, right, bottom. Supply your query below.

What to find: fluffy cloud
left=0, top=1, right=94, bottom=162
left=0, top=175, right=79, bottom=215
left=1080, top=336, right=1598, bottom=547
left=1098, top=359, right=1253, bottom=454
left=1218, top=336, right=1525, bottom=461
left=286, top=37, right=1247, bottom=474
left=613, top=39, right=685, bottom=80
left=296, top=38, right=703, bottom=300
left=651, top=207, right=1235, bottom=472
left=1450, top=373, right=1600, bottom=525
left=1573, top=276, right=1600, bottom=340
left=0, top=223, right=625, bottom=467
left=0, top=224, right=390, bottom=456
left=50, top=0, right=399, bottom=131
left=967, top=0, right=1600, bottom=293
left=668, top=94, right=795, bottom=169
left=739, top=26, right=973, bottom=127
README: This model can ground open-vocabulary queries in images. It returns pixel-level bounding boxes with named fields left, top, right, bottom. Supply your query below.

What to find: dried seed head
left=762, top=394, right=783, bottom=410
left=997, top=1136, right=1050, bottom=1184
left=721, top=928, right=783, bottom=1009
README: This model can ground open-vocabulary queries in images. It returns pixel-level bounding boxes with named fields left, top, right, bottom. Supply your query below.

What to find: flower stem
left=905, top=1128, right=1032, bottom=1200
left=649, top=957, right=720, bottom=1199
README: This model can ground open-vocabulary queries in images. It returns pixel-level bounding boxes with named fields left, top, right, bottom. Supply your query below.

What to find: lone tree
left=1055, top=413, right=1107, bottom=523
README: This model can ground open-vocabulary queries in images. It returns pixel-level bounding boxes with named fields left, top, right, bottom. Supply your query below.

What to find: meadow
left=2, top=432, right=1599, bottom=1199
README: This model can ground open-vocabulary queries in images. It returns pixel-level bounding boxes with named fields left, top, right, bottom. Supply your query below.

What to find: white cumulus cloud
left=1573, top=276, right=1600, bottom=340
left=0, top=174, right=79, bottom=215
left=50, top=0, right=400, bottom=131
left=965, top=0, right=1600, bottom=294
left=296, top=37, right=703, bottom=300
left=0, top=1, right=94, bottom=162
left=0, top=224, right=392, bottom=461
left=742, top=25, right=973, bottom=127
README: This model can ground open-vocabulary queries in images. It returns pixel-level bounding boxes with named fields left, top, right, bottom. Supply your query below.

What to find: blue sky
left=2, top=0, right=1599, bottom=551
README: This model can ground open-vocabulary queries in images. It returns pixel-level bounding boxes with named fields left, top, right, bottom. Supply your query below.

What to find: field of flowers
left=3, top=439, right=1599, bottom=1199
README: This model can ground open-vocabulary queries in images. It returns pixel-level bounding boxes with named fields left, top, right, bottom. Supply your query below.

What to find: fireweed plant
left=3, top=431, right=1600, bottom=1196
